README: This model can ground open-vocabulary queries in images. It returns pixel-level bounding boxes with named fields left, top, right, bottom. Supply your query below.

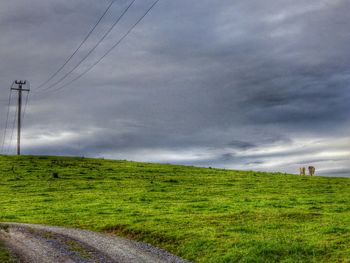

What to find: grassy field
left=0, top=155, right=349, bottom=262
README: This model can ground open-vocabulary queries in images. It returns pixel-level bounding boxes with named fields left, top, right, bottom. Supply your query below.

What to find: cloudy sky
left=1, top=0, right=349, bottom=176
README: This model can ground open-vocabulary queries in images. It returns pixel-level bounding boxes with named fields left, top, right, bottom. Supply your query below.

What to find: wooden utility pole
left=11, top=80, right=30, bottom=155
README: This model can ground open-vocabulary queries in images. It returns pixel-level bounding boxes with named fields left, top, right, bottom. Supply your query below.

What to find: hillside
left=0, top=155, right=349, bottom=262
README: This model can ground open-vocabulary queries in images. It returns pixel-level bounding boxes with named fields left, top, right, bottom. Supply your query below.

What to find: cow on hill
left=308, top=166, right=316, bottom=176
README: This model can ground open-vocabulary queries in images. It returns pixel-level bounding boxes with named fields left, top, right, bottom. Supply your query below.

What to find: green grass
left=0, top=240, right=15, bottom=263
left=0, top=155, right=349, bottom=262
left=65, top=240, right=91, bottom=260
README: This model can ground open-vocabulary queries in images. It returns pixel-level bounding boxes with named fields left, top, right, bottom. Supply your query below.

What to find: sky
left=0, top=0, right=349, bottom=177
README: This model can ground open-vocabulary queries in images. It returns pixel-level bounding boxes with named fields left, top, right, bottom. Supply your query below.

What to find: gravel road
left=0, top=223, right=191, bottom=263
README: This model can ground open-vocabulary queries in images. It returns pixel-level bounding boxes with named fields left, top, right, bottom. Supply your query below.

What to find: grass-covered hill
left=0, top=155, right=349, bottom=262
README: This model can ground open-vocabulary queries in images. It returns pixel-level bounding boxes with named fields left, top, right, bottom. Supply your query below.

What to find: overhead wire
left=37, top=0, right=137, bottom=93
left=22, top=81, right=30, bottom=128
left=1, top=82, right=14, bottom=153
left=35, top=0, right=116, bottom=90
left=7, top=99, right=18, bottom=154
left=40, top=0, right=160, bottom=96
left=22, top=92, right=30, bottom=121
left=1, top=82, right=30, bottom=154
left=21, top=82, right=30, bottom=120
left=2, top=0, right=161, bottom=154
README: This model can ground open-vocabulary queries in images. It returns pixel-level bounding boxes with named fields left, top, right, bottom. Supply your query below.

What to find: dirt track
left=0, top=223, right=190, bottom=263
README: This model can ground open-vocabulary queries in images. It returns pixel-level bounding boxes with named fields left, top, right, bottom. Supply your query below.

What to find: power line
left=22, top=92, right=29, bottom=120
left=1, top=81, right=30, bottom=155
left=22, top=90, right=30, bottom=127
left=7, top=99, right=18, bottom=154
left=17, top=91, right=30, bottom=155
left=22, top=81, right=30, bottom=121
left=41, top=0, right=160, bottom=96
left=1, top=83, right=14, bottom=153
left=35, top=0, right=116, bottom=90
left=38, top=0, right=137, bottom=93
left=1, top=0, right=160, bottom=155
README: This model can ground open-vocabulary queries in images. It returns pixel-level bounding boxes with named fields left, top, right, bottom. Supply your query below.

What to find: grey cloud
left=1, top=0, right=349, bottom=176
left=227, top=140, right=256, bottom=150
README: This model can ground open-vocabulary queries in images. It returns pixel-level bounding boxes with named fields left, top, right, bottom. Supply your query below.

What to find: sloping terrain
left=0, top=155, right=349, bottom=262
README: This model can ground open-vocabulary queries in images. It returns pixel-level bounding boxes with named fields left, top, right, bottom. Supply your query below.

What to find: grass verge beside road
left=0, top=240, right=15, bottom=263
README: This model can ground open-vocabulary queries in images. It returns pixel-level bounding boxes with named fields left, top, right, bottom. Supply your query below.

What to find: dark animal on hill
left=308, top=166, right=316, bottom=176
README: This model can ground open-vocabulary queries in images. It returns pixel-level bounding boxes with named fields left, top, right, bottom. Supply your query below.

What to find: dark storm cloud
left=1, top=0, right=349, bottom=176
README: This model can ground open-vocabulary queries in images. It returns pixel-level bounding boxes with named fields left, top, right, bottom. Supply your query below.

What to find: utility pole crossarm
left=11, top=88, right=30, bottom=91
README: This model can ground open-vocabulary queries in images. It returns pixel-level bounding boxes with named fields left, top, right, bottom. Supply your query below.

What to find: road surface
left=0, top=223, right=190, bottom=263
